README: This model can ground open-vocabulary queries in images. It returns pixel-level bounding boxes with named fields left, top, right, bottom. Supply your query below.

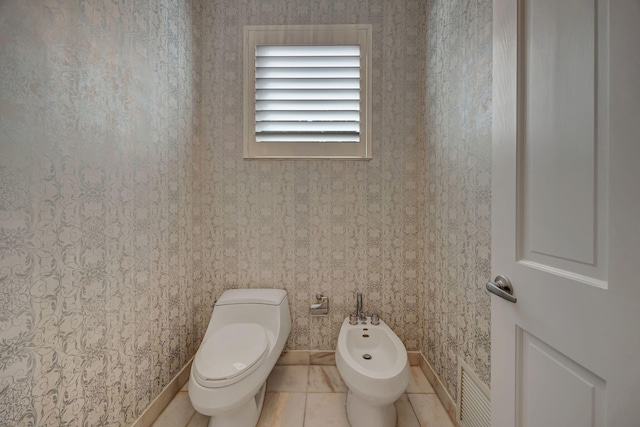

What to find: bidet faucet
left=356, top=292, right=364, bottom=321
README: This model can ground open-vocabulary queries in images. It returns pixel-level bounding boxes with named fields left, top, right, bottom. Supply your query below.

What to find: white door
left=491, top=0, right=640, bottom=426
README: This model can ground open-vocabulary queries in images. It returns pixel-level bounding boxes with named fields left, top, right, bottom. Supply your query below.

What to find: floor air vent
left=456, top=358, right=491, bottom=427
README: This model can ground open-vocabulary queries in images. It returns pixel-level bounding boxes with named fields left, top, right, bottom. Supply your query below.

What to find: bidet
left=335, top=316, right=409, bottom=427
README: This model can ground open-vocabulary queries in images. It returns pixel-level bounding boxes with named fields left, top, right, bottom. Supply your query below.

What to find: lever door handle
left=486, top=275, right=517, bottom=303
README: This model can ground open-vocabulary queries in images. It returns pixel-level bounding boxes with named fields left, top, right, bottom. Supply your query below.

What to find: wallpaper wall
left=423, top=0, right=493, bottom=400
left=195, top=0, right=428, bottom=352
left=1, top=0, right=492, bottom=424
left=0, top=1, right=200, bottom=425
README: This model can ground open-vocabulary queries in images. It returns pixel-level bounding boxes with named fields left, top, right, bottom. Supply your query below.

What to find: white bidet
left=336, top=317, right=409, bottom=427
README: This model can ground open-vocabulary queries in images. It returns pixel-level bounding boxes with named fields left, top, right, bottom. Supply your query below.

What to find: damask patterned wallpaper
left=0, top=1, right=200, bottom=425
left=1, top=0, right=492, bottom=424
left=423, top=0, right=493, bottom=400
left=195, top=0, right=427, bottom=352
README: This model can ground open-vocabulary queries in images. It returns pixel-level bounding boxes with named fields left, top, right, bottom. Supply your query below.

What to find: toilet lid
left=194, top=323, right=269, bottom=388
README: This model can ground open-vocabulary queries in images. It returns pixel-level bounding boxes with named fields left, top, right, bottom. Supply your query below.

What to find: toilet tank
left=205, top=289, right=291, bottom=345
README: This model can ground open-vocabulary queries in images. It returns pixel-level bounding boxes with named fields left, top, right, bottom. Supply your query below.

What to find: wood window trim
left=243, top=24, right=372, bottom=160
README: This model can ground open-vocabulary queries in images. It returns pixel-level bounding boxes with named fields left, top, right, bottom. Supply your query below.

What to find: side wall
left=0, top=1, right=200, bottom=425
left=196, top=0, right=427, bottom=351
left=423, top=0, right=493, bottom=400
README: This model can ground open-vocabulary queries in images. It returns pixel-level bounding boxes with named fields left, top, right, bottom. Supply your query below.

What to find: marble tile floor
left=152, top=365, right=455, bottom=427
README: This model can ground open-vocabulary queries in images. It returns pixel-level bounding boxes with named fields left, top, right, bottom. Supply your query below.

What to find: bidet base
left=346, top=390, right=396, bottom=427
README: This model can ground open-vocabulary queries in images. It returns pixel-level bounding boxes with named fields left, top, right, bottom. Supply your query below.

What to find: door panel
left=519, top=0, right=609, bottom=286
left=491, top=0, right=640, bottom=425
left=524, top=0, right=597, bottom=266
left=518, top=329, right=606, bottom=427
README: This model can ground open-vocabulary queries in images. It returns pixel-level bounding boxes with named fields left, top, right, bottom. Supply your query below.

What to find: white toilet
left=336, top=316, right=409, bottom=427
left=188, top=289, right=291, bottom=427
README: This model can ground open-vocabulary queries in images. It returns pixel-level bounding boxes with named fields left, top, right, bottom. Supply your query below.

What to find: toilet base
left=346, top=389, right=396, bottom=427
left=207, top=382, right=266, bottom=427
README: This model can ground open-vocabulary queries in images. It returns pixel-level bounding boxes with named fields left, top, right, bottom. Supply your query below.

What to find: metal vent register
left=456, top=358, right=491, bottom=427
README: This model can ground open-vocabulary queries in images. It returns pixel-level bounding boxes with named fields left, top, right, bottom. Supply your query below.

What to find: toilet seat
left=193, top=323, right=269, bottom=388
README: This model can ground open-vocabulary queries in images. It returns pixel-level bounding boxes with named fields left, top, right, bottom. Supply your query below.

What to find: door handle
left=486, top=275, right=517, bottom=303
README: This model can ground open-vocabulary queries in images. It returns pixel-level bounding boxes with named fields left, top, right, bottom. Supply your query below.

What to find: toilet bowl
left=188, top=289, right=291, bottom=427
left=336, top=316, right=409, bottom=427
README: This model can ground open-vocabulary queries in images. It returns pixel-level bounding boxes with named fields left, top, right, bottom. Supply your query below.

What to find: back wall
left=194, top=0, right=427, bottom=351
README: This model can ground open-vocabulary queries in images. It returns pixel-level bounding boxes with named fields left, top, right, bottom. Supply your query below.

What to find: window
left=243, top=24, right=372, bottom=159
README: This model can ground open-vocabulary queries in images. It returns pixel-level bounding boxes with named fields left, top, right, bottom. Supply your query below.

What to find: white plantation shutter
left=255, top=45, right=361, bottom=143
left=244, top=25, right=372, bottom=159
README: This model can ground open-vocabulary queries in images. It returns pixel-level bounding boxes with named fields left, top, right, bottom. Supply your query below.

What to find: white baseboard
left=418, top=353, right=459, bottom=427
left=131, top=358, right=193, bottom=427
left=276, top=350, right=422, bottom=366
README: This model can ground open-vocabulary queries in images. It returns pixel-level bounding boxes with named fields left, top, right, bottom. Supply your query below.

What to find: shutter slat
left=256, top=78, right=360, bottom=89
left=257, top=45, right=360, bottom=56
left=257, top=56, right=360, bottom=68
left=256, top=110, right=360, bottom=122
left=256, top=100, right=360, bottom=111
left=256, top=121, right=360, bottom=132
left=256, top=89, right=360, bottom=101
left=256, top=133, right=360, bottom=142
left=256, top=67, right=360, bottom=79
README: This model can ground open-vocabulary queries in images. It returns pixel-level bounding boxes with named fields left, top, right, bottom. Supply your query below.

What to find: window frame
left=243, top=24, right=373, bottom=160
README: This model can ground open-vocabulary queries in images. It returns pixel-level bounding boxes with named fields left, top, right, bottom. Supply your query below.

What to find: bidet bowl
left=335, top=317, right=409, bottom=406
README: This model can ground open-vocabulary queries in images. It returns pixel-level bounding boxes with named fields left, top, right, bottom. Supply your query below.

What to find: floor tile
left=307, top=366, right=348, bottom=393
left=186, top=412, right=209, bottom=427
left=406, top=367, right=435, bottom=394
left=304, top=393, right=350, bottom=427
left=151, top=392, right=196, bottom=427
left=267, top=365, right=309, bottom=392
left=256, top=392, right=306, bottom=427
left=395, top=394, right=421, bottom=427
left=408, top=394, right=455, bottom=427
left=153, top=365, right=456, bottom=427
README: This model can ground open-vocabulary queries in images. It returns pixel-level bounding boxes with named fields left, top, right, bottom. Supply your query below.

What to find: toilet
left=188, top=289, right=291, bottom=427
left=336, top=316, right=409, bottom=427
